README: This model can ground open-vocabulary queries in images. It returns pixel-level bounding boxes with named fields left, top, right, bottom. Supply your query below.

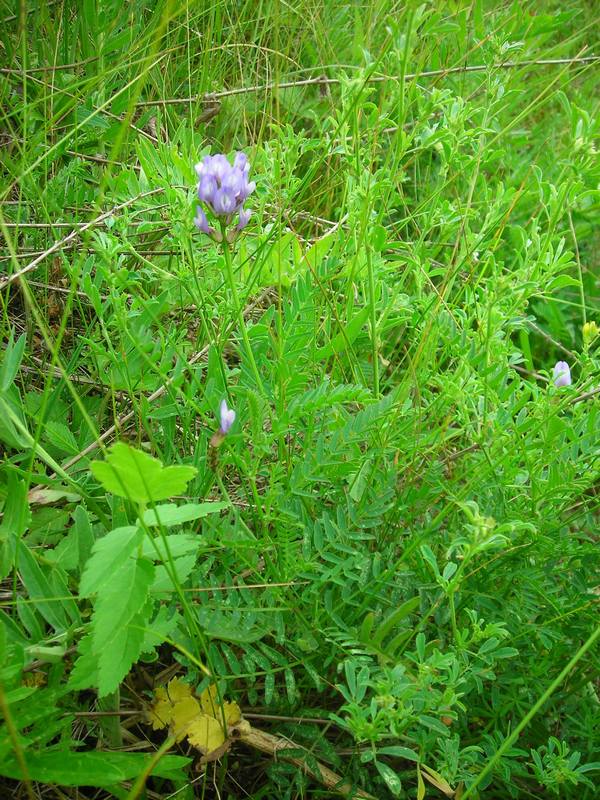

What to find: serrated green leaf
left=68, top=633, right=97, bottom=691
left=142, top=532, right=199, bottom=561
left=97, top=605, right=149, bottom=697
left=79, top=526, right=142, bottom=597
left=91, top=443, right=197, bottom=504
left=151, top=555, right=195, bottom=594
left=43, top=421, right=79, bottom=455
left=92, top=558, right=154, bottom=650
left=141, top=501, right=227, bottom=527
left=142, top=606, right=180, bottom=652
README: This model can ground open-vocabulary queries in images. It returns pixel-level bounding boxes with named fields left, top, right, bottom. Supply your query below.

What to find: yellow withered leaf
left=221, top=699, right=242, bottom=726
left=198, top=684, right=241, bottom=728
left=170, top=695, right=202, bottom=742
left=147, top=677, right=243, bottom=754
left=148, top=677, right=197, bottom=732
left=186, top=713, right=226, bottom=754
left=148, top=693, right=173, bottom=731
left=166, top=676, right=196, bottom=703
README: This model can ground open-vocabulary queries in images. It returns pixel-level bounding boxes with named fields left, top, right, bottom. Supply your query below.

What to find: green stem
left=365, top=243, right=380, bottom=397
left=220, top=227, right=266, bottom=397
left=448, top=589, right=459, bottom=646
left=98, top=690, right=123, bottom=748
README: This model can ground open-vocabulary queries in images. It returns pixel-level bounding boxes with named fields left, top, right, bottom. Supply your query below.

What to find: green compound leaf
left=91, top=443, right=197, bottom=504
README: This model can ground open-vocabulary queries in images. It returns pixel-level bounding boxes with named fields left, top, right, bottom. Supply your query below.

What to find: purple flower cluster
left=194, top=152, right=255, bottom=241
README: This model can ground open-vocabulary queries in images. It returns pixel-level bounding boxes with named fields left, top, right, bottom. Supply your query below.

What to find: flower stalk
left=220, top=225, right=266, bottom=397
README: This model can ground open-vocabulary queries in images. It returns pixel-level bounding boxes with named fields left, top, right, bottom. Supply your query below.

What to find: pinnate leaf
left=91, top=443, right=197, bottom=504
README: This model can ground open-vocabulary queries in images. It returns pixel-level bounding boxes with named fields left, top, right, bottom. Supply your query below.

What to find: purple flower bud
left=194, top=156, right=211, bottom=178
left=193, top=151, right=256, bottom=237
left=219, top=399, right=236, bottom=434
left=237, top=207, right=251, bottom=231
left=552, top=361, right=571, bottom=387
left=194, top=206, right=214, bottom=235
left=233, top=152, right=248, bottom=172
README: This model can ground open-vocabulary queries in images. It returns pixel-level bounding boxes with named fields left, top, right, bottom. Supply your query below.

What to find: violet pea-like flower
left=552, top=360, right=572, bottom=388
left=219, top=399, right=236, bottom=434
left=194, top=151, right=255, bottom=241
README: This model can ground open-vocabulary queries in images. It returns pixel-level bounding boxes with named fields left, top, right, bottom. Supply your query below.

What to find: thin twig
left=2, top=220, right=168, bottom=229
left=26, top=280, right=102, bottom=299
left=513, top=364, right=547, bottom=382
left=2, top=0, right=60, bottom=24
left=1, top=248, right=184, bottom=260
left=71, top=710, right=139, bottom=717
left=0, top=189, right=164, bottom=290
left=184, top=580, right=307, bottom=593
left=0, top=55, right=100, bottom=74
left=244, top=712, right=332, bottom=726
left=65, top=150, right=142, bottom=170
left=572, top=386, right=600, bottom=404
left=19, top=365, right=100, bottom=386
left=134, top=55, right=600, bottom=107
left=526, top=321, right=577, bottom=359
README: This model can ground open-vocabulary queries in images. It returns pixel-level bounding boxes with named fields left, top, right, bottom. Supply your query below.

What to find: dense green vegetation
left=1, top=1, right=599, bottom=798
